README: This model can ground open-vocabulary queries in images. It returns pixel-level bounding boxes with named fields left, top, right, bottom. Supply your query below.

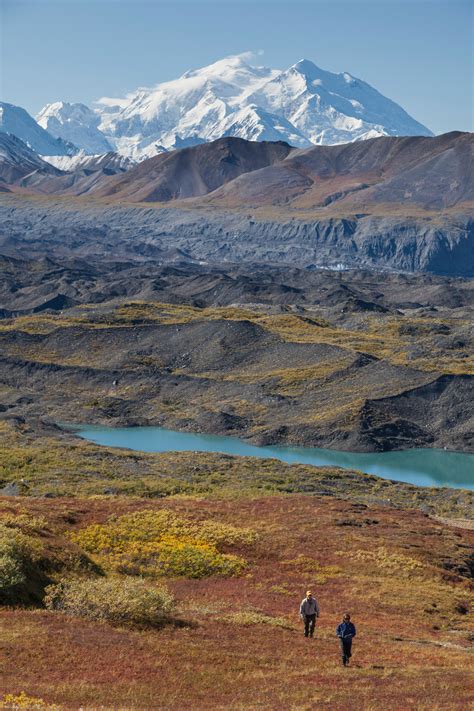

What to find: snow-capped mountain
left=42, top=150, right=133, bottom=173
left=0, top=132, right=62, bottom=184
left=220, top=104, right=311, bottom=145
left=0, top=102, right=76, bottom=156
left=33, top=55, right=433, bottom=160
left=94, top=55, right=282, bottom=158
left=37, top=102, right=113, bottom=154
left=245, top=59, right=432, bottom=145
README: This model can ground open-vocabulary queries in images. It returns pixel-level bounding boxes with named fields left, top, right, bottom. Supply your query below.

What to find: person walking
left=336, top=612, right=356, bottom=666
left=299, top=590, right=320, bottom=638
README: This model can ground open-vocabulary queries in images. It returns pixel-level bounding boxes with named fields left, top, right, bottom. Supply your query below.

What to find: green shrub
left=0, top=523, right=41, bottom=602
left=0, top=548, right=25, bottom=589
left=44, top=577, right=173, bottom=627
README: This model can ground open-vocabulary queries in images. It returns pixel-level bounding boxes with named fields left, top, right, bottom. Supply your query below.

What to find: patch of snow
left=42, top=151, right=135, bottom=172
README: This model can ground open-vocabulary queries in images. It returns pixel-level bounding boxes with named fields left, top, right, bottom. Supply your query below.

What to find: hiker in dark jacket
left=336, top=613, right=356, bottom=666
left=299, top=590, right=320, bottom=638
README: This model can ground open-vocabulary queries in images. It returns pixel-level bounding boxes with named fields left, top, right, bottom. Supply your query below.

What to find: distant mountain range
left=2, top=130, right=470, bottom=212
left=0, top=132, right=133, bottom=194
left=1, top=131, right=472, bottom=276
left=1, top=55, right=432, bottom=160
left=0, top=54, right=469, bottom=279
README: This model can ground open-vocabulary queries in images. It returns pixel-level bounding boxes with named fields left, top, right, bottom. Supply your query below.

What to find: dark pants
left=339, top=637, right=353, bottom=665
left=303, top=614, right=316, bottom=637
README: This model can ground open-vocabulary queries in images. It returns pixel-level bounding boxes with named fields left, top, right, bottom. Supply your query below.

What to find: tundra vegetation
left=0, top=418, right=473, bottom=709
left=0, top=284, right=473, bottom=708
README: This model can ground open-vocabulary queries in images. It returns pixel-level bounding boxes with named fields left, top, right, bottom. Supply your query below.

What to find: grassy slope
left=1, top=422, right=473, bottom=518
left=2, top=302, right=473, bottom=375
left=0, top=494, right=473, bottom=710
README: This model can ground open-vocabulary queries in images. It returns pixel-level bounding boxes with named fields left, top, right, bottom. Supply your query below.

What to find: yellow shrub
left=112, top=536, right=245, bottom=578
left=195, top=520, right=257, bottom=546
left=0, top=692, right=59, bottom=710
left=70, top=510, right=251, bottom=579
left=0, top=513, right=48, bottom=535
left=352, top=547, right=425, bottom=576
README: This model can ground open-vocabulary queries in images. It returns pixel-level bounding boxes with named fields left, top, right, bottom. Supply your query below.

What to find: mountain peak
left=36, top=101, right=112, bottom=154
left=0, top=101, right=77, bottom=156
left=180, top=53, right=257, bottom=81
left=37, top=101, right=96, bottom=121
left=291, top=58, right=320, bottom=74
left=3, top=55, right=433, bottom=160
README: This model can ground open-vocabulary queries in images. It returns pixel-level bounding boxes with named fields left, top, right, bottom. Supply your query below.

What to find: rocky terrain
left=0, top=256, right=472, bottom=452
left=1, top=258, right=472, bottom=709
left=2, top=191, right=472, bottom=275
left=1, top=132, right=472, bottom=276
left=0, top=133, right=472, bottom=451
left=1, top=256, right=472, bottom=710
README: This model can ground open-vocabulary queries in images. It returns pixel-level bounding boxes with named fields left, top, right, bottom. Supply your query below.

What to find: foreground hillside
left=1, top=380, right=473, bottom=709
left=0, top=477, right=472, bottom=709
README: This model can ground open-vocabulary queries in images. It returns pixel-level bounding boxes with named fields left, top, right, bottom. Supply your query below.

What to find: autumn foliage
left=0, top=495, right=472, bottom=709
left=70, top=509, right=254, bottom=578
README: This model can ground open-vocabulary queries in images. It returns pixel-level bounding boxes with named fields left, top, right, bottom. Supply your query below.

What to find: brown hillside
left=92, top=136, right=292, bottom=201
left=201, top=132, right=473, bottom=211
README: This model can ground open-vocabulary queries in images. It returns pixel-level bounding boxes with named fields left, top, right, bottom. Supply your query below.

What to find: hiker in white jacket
left=299, top=590, right=320, bottom=638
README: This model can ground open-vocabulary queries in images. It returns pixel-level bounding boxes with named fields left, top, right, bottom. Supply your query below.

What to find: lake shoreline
left=2, top=417, right=472, bottom=518
left=60, top=414, right=474, bottom=456
left=66, top=422, right=474, bottom=491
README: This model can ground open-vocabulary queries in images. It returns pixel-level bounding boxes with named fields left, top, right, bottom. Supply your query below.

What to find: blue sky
left=1, top=0, right=472, bottom=134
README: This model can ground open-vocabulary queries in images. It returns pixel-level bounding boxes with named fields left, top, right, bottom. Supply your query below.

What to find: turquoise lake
left=73, top=425, right=474, bottom=490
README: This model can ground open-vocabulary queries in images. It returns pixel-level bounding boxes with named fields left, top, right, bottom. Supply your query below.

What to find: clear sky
left=1, top=0, right=472, bottom=134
